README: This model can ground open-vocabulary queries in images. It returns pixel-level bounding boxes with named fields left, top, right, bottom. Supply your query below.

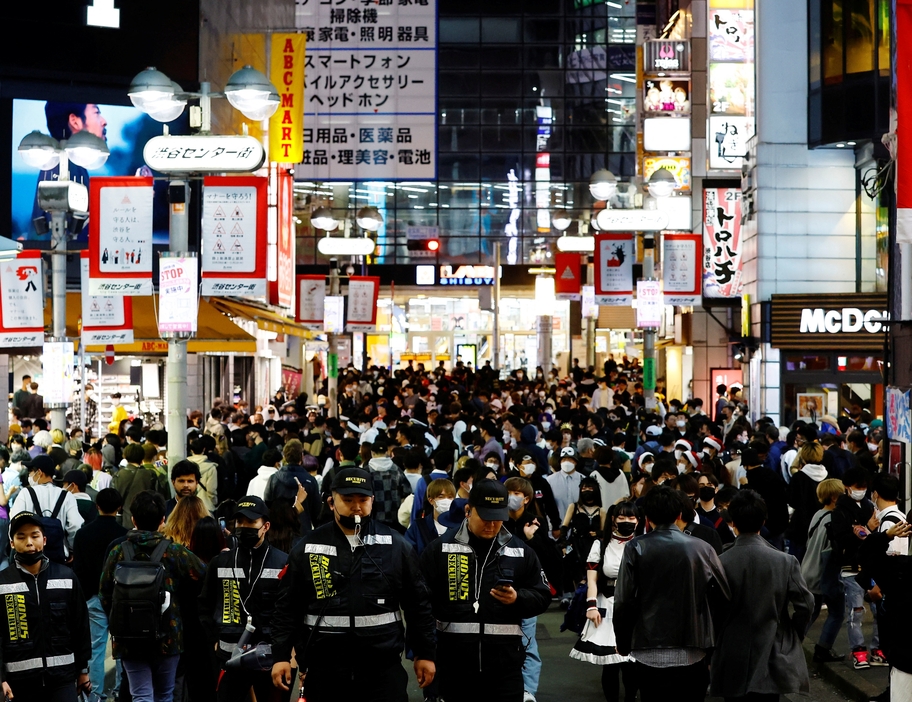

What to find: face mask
left=485, top=463, right=499, bottom=472
left=541, top=421, right=551, bottom=431
left=560, top=461, right=575, bottom=473
left=435, top=498, right=453, bottom=513
left=676, top=420, right=686, bottom=429
left=507, top=494, right=524, bottom=511
left=521, top=463, right=536, bottom=476
left=337, top=513, right=370, bottom=530
left=234, top=527, right=262, bottom=549
left=14, top=551, right=43, bottom=567
left=580, top=491, right=598, bottom=506
left=867, top=443, right=878, bottom=453
left=699, top=486, right=716, bottom=503
left=503, top=431, right=511, bottom=444
left=674, top=449, right=683, bottom=460
left=27, top=473, right=39, bottom=487
left=615, top=522, right=636, bottom=537
left=850, top=489, right=867, bottom=502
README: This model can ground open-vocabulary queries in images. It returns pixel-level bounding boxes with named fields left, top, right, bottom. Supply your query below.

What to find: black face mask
left=580, top=491, right=598, bottom=506
left=234, top=527, right=262, bottom=550
left=615, top=522, right=636, bottom=537
left=719, top=508, right=731, bottom=524
left=337, top=513, right=370, bottom=530
left=699, top=487, right=716, bottom=503
left=14, top=551, right=43, bottom=567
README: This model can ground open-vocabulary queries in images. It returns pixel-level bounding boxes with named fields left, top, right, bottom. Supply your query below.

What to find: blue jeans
left=843, top=575, right=879, bottom=650
left=123, top=654, right=180, bottom=702
left=87, top=596, right=109, bottom=698
left=521, top=617, right=541, bottom=695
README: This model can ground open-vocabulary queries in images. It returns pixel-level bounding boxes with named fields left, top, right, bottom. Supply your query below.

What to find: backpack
left=800, top=511, right=834, bottom=593
left=25, top=486, right=68, bottom=564
left=108, top=539, right=170, bottom=643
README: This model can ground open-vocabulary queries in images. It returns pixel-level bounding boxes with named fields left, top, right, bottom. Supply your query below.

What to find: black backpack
left=25, top=487, right=68, bottom=564
left=108, top=539, right=170, bottom=643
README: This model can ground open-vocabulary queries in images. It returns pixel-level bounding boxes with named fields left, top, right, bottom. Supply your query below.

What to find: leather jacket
left=614, top=524, right=730, bottom=655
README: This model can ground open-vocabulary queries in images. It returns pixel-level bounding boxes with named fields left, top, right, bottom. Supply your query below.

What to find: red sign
left=703, top=188, right=743, bottom=297
left=201, top=176, right=268, bottom=296
left=269, top=166, right=295, bottom=308
left=662, top=232, right=702, bottom=306
left=711, top=368, right=743, bottom=392
left=0, top=251, right=44, bottom=348
left=554, top=253, right=581, bottom=300
left=594, top=233, right=634, bottom=306
left=80, top=251, right=134, bottom=345
left=281, top=367, right=302, bottom=397
left=346, top=276, right=380, bottom=330
left=898, top=0, right=912, bottom=243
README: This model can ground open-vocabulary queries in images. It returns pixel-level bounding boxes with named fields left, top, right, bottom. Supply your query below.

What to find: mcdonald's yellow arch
left=269, top=33, right=306, bottom=163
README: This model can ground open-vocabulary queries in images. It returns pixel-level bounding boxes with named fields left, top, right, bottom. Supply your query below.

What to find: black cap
left=331, top=467, right=374, bottom=496
left=468, top=479, right=509, bottom=520
left=24, top=454, right=57, bottom=476
left=234, top=496, right=269, bottom=520
left=9, top=512, right=43, bottom=537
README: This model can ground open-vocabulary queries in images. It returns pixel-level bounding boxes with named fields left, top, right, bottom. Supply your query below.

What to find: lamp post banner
left=702, top=187, right=743, bottom=297
left=269, top=166, right=295, bottom=308
left=0, top=251, right=44, bottom=348
left=554, top=252, right=582, bottom=300
left=42, top=341, right=74, bottom=406
left=201, top=176, right=268, bottom=296
left=594, top=233, right=633, bottom=306
left=158, top=254, right=198, bottom=335
left=663, top=232, right=702, bottom=307
left=297, top=275, right=327, bottom=329
left=269, top=33, right=306, bottom=163
left=80, top=252, right=134, bottom=346
left=88, top=177, right=154, bottom=295
left=346, top=276, right=380, bottom=331
left=898, top=0, right=912, bottom=243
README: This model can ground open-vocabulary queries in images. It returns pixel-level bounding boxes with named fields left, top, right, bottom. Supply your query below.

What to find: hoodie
left=785, top=463, right=828, bottom=547
left=246, top=464, right=279, bottom=499
left=519, top=425, right=550, bottom=476
left=368, top=456, right=412, bottom=527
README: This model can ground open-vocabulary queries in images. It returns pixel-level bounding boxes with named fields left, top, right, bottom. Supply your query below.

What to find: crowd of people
left=0, top=353, right=906, bottom=702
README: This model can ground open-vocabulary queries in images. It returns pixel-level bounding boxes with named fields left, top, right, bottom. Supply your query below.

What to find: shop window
left=785, top=355, right=831, bottom=371
left=836, top=355, right=882, bottom=372
left=822, top=0, right=844, bottom=85
left=846, top=0, right=875, bottom=75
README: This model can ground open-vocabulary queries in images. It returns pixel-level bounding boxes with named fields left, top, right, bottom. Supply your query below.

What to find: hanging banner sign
left=201, top=176, right=268, bottom=296
left=0, top=251, right=44, bottom=348
left=703, top=187, right=744, bottom=298
left=269, top=167, right=295, bottom=308
left=345, top=276, right=380, bottom=331
left=89, top=177, right=154, bottom=295
left=269, top=33, right=306, bottom=163
left=663, top=232, right=703, bottom=306
left=294, top=0, right=437, bottom=180
left=594, top=233, right=634, bottom=306
left=42, top=341, right=75, bottom=406
left=554, top=253, right=582, bottom=300
left=296, top=274, right=327, bottom=330
left=80, top=252, right=133, bottom=346
left=158, top=254, right=198, bottom=335
left=636, top=280, right=663, bottom=328
left=897, top=1, right=912, bottom=243
left=581, top=285, right=597, bottom=319
left=886, top=386, right=912, bottom=444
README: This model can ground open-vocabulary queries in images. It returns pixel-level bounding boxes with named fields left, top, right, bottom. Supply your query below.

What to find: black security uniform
left=0, top=556, right=91, bottom=702
left=270, top=518, right=436, bottom=702
left=420, top=520, right=552, bottom=702
left=199, top=541, right=288, bottom=702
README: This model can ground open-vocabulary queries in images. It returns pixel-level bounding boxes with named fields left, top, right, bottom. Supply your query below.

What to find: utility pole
left=166, top=181, right=189, bottom=466
left=327, top=258, right=340, bottom=418
left=493, top=242, right=501, bottom=371
left=642, top=233, right=657, bottom=411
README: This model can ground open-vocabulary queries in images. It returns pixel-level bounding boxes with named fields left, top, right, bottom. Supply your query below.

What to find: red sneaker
left=852, top=649, right=870, bottom=670
left=869, top=649, right=888, bottom=667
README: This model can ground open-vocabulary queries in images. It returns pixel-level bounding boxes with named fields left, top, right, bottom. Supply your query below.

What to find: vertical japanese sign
left=295, top=0, right=437, bottom=180
left=345, top=276, right=380, bottom=331
left=88, top=177, right=154, bottom=295
left=201, top=176, right=268, bottom=296
left=42, top=341, right=74, bottom=406
left=594, top=234, right=634, bottom=306
left=158, top=254, right=198, bottom=335
left=703, top=187, right=743, bottom=297
left=663, top=232, right=702, bottom=306
left=269, top=33, right=306, bottom=163
left=80, top=252, right=134, bottom=346
left=636, top=280, right=663, bottom=328
left=296, top=275, right=327, bottom=329
left=886, top=386, right=912, bottom=444
left=269, top=167, right=295, bottom=308
left=708, top=1, right=755, bottom=171
left=0, top=251, right=43, bottom=347
left=897, top=0, right=912, bottom=243
left=554, top=253, right=581, bottom=300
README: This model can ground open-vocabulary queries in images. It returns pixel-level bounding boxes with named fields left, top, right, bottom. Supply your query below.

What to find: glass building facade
left=294, top=0, right=638, bottom=265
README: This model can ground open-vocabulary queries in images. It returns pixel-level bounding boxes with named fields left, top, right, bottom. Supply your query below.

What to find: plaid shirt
left=368, top=458, right=412, bottom=526
left=70, top=397, right=98, bottom=437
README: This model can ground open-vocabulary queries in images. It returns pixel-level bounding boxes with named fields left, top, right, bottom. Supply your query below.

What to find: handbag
left=560, top=583, right=590, bottom=634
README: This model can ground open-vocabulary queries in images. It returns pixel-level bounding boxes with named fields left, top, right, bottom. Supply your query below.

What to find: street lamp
left=647, top=168, right=677, bottom=199
left=551, top=210, right=573, bottom=232
left=356, top=206, right=384, bottom=232
left=16, top=127, right=109, bottom=432
left=589, top=169, right=618, bottom=202
left=311, top=207, right=339, bottom=232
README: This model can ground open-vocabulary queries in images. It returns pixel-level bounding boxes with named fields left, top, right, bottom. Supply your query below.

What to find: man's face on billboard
left=71, top=104, right=107, bottom=140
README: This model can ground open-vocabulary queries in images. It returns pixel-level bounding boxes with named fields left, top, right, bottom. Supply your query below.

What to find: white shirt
left=11, top=482, right=84, bottom=550
left=877, top=504, right=909, bottom=556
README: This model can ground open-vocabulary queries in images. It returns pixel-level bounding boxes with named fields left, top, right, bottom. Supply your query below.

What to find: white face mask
left=560, top=461, right=576, bottom=473
left=676, top=420, right=686, bottom=429
left=541, top=421, right=551, bottom=431
left=485, top=462, right=499, bottom=471
left=507, top=494, right=524, bottom=511
left=27, top=473, right=39, bottom=487
left=849, top=489, right=867, bottom=502
left=674, top=449, right=683, bottom=460
left=521, top=463, right=536, bottom=476
left=867, top=443, right=878, bottom=453
left=435, top=498, right=453, bottom=513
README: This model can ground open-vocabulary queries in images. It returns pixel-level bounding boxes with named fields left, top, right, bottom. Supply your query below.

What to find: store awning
left=47, top=294, right=257, bottom=354
left=209, top=298, right=310, bottom=339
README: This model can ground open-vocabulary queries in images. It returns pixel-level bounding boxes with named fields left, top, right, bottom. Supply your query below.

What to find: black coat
left=745, top=467, right=789, bottom=536
left=830, top=493, right=875, bottom=571
left=859, top=531, right=912, bottom=673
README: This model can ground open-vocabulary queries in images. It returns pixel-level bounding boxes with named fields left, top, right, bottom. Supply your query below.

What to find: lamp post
left=534, top=274, right=555, bottom=372
left=17, top=129, right=109, bottom=432
left=128, top=65, right=279, bottom=463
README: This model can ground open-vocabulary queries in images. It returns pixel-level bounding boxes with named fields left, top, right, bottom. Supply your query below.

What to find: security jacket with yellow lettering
left=270, top=518, right=436, bottom=669
left=0, top=557, right=91, bottom=686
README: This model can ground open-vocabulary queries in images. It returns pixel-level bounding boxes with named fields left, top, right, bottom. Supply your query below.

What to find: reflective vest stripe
left=435, top=621, right=522, bottom=636
left=304, top=611, right=401, bottom=628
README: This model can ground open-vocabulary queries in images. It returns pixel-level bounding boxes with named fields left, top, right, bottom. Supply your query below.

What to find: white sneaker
left=523, top=692, right=536, bottom=702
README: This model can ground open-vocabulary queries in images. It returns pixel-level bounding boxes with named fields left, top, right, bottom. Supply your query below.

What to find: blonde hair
left=817, top=478, right=845, bottom=506
left=791, top=442, right=825, bottom=474
left=427, top=478, right=456, bottom=501
left=163, top=495, right=208, bottom=547
left=50, top=428, right=66, bottom=445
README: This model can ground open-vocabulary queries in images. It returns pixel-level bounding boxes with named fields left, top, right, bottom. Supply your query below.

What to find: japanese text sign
left=345, top=276, right=380, bottom=331
left=886, top=386, right=912, bottom=444
left=703, top=187, right=744, bottom=298
left=555, top=253, right=582, bottom=300
left=143, top=135, right=265, bottom=174
left=89, top=177, right=154, bottom=296
left=594, top=233, right=633, bottom=306
left=297, top=275, right=327, bottom=330
left=158, top=254, right=198, bottom=335
left=636, top=280, right=663, bottom=328
left=269, top=33, right=306, bottom=163
left=80, top=252, right=134, bottom=346
left=294, top=0, right=437, bottom=180
left=663, top=232, right=702, bottom=307
left=269, top=166, right=295, bottom=308
left=201, top=176, right=268, bottom=296
left=0, top=251, right=43, bottom=348
left=42, top=341, right=74, bottom=406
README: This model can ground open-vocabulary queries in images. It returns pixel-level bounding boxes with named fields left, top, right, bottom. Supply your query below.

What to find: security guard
left=0, top=511, right=91, bottom=702
left=199, top=495, right=288, bottom=702
left=420, top=479, right=552, bottom=702
left=270, top=467, right=436, bottom=702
